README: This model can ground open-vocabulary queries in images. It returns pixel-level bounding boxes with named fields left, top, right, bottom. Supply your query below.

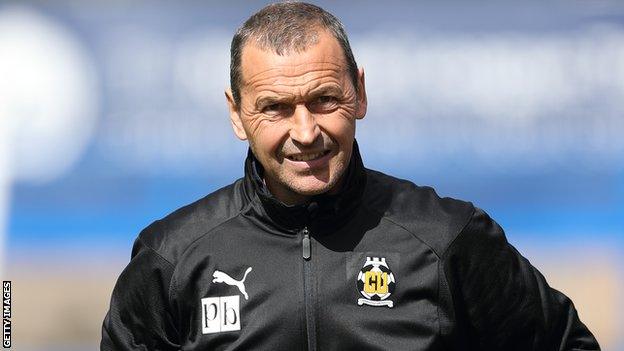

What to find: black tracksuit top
left=101, top=141, right=600, bottom=350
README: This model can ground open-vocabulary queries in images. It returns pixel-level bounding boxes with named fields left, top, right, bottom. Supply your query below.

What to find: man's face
left=226, top=30, right=367, bottom=204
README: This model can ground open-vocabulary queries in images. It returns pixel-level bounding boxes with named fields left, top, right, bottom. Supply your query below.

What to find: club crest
left=356, top=257, right=396, bottom=308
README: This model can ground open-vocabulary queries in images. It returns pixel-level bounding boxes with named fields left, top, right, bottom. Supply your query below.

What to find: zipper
left=301, top=226, right=317, bottom=350
left=302, top=227, right=311, bottom=260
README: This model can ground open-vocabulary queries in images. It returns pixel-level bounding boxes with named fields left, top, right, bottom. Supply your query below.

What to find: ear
left=355, top=67, right=367, bottom=120
left=225, top=88, right=247, bottom=140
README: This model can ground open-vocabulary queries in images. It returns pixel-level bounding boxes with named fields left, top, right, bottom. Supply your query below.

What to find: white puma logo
left=212, top=267, right=253, bottom=300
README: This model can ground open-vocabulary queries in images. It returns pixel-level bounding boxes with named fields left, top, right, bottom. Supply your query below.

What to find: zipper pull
left=302, top=227, right=311, bottom=260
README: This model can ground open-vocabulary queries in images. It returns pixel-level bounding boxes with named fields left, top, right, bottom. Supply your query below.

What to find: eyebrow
left=253, top=85, right=344, bottom=108
left=309, top=85, right=343, bottom=98
left=255, top=95, right=292, bottom=108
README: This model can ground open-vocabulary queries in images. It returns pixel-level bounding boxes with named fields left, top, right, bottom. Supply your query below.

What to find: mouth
left=285, top=150, right=331, bottom=162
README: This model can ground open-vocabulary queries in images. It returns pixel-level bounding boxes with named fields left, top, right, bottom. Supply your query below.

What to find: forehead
left=240, top=30, right=348, bottom=89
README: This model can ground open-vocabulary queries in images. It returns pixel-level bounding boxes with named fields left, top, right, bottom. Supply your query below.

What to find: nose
left=289, top=104, right=320, bottom=145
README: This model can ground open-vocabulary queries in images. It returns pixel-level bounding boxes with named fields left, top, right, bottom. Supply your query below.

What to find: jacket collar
left=242, top=140, right=367, bottom=235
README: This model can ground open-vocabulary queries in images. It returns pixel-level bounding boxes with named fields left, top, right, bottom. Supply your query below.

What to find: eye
left=308, top=95, right=339, bottom=113
left=262, top=103, right=293, bottom=117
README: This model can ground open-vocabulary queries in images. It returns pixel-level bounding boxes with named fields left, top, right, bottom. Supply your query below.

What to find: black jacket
left=101, top=141, right=600, bottom=350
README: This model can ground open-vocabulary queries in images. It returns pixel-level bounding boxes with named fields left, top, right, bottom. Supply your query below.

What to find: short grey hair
left=229, top=2, right=359, bottom=106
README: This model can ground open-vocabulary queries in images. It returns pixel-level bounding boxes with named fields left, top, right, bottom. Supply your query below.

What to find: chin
left=288, top=182, right=332, bottom=196
left=284, top=176, right=336, bottom=196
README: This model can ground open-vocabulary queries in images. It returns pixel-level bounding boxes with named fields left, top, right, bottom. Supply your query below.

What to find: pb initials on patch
left=201, top=295, right=240, bottom=334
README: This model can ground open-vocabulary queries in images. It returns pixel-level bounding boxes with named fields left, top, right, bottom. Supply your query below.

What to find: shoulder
left=134, top=178, right=248, bottom=264
left=363, top=168, right=476, bottom=258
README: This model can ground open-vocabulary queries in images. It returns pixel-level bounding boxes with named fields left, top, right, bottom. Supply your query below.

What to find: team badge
left=357, top=256, right=396, bottom=308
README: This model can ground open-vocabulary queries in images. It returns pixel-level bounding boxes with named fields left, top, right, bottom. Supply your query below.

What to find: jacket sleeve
left=101, top=227, right=180, bottom=351
left=442, top=207, right=600, bottom=350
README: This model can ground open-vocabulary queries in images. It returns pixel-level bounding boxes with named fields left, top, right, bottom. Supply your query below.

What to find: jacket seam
left=440, top=206, right=477, bottom=259
left=137, top=231, right=176, bottom=267
left=437, top=260, right=443, bottom=342
left=376, top=214, right=446, bottom=342
left=379, top=216, right=443, bottom=260
left=371, top=202, right=477, bottom=344
left=167, top=200, right=255, bottom=303
left=437, top=205, right=476, bottom=344
left=134, top=234, right=180, bottom=342
left=359, top=202, right=433, bottom=252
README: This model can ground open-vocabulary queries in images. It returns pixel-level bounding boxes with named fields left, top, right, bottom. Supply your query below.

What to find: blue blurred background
left=1, top=1, right=622, bottom=350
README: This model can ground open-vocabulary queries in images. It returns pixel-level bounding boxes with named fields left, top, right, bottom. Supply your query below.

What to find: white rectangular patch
left=201, top=295, right=240, bottom=334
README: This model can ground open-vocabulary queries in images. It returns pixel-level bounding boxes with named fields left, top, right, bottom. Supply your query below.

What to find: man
left=101, top=2, right=600, bottom=350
